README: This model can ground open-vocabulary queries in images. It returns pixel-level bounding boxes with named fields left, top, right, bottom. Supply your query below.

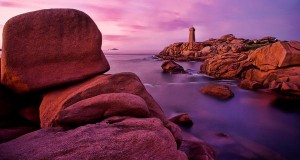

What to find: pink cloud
left=0, top=1, right=23, bottom=8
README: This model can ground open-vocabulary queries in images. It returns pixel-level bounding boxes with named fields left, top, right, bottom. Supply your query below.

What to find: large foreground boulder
left=0, top=117, right=187, bottom=160
left=249, top=41, right=300, bottom=71
left=40, top=72, right=182, bottom=146
left=1, top=9, right=110, bottom=93
left=40, top=73, right=165, bottom=128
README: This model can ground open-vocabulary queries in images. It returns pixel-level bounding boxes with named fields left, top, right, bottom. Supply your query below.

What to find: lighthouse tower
left=189, top=26, right=195, bottom=43
left=188, top=26, right=195, bottom=50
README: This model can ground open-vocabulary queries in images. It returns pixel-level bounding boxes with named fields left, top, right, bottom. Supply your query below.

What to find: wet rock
left=239, top=79, right=263, bottom=90
left=249, top=41, right=300, bottom=71
left=0, top=117, right=187, bottom=160
left=180, top=132, right=216, bottom=160
left=169, top=113, right=193, bottom=127
left=1, top=9, right=110, bottom=93
left=161, top=60, right=186, bottom=74
left=200, top=84, right=234, bottom=100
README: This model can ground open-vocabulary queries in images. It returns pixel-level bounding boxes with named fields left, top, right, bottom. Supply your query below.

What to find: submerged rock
left=169, top=113, right=193, bottom=127
left=1, top=9, right=110, bottom=93
left=0, top=117, right=187, bottom=160
left=161, top=60, right=186, bottom=74
left=180, top=132, right=216, bottom=160
left=200, top=84, right=234, bottom=100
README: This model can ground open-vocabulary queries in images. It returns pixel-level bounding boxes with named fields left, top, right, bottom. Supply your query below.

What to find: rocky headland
left=0, top=9, right=215, bottom=160
left=158, top=33, right=300, bottom=99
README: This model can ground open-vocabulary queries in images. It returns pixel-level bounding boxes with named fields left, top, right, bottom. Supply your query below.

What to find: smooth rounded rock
left=1, top=9, right=110, bottom=93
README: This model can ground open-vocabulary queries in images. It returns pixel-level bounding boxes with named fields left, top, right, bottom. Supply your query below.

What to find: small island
left=108, top=48, right=119, bottom=50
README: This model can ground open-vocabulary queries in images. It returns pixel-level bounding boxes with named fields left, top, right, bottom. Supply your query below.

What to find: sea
left=105, top=51, right=300, bottom=160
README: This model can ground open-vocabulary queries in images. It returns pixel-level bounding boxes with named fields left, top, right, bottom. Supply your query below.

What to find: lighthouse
left=189, top=26, right=195, bottom=43
left=188, top=26, right=195, bottom=50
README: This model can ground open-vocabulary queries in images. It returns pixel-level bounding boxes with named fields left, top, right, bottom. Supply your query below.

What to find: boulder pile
left=158, top=32, right=300, bottom=98
left=0, top=9, right=215, bottom=159
left=157, top=34, right=277, bottom=61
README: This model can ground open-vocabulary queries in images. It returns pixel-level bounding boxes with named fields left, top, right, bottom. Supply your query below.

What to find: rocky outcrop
left=161, top=60, right=186, bottom=74
left=0, top=9, right=216, bottom=159
left=157, top=34, right=277, bottom=61
left=1, top=9, right=110, bottom=93
left=239, top=79, right=263, bottom=90
left=0, top=117, right=187, bottom=160
left=200, top=52, right=253, bottom=79
left=243, top=67, right=300, bottom=97
left=248, top=41, right=300, bottom=71
left=39, top=73, right=165, bottom=128
left=200, top=84, right=234, bottom=100
left=199, top=40, right=300, bottom=98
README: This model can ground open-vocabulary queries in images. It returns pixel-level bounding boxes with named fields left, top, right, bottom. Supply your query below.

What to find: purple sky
left=0, top=0, right=299, bottom=50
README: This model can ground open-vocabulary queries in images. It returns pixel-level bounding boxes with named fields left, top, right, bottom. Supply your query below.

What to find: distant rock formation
left=0, top=9, right=216, bottom=159
left=157, top=33, right=277, bottom=61
left=159, top=27, right=300, bottom=98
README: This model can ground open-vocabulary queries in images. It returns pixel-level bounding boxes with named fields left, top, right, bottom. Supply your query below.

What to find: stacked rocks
left=157, top=34, right=277, bottom=61
left=0, top=9, right=216, bottom=159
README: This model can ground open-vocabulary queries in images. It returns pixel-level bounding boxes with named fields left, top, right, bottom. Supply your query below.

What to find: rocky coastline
left=158, top=34, right=300, bottom=99
left=0, top=9, right=215, bottom=160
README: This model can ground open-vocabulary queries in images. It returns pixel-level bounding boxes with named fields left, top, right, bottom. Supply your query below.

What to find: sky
left=0, top=0, right=300, bottom=50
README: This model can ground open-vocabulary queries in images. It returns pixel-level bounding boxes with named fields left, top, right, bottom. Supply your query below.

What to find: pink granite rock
left=1, top=9, right=110, bottom=93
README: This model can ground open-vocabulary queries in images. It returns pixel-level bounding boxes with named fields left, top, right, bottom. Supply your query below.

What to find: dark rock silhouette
left=161, top=60, right=186, bottom=74
left=169, top=113, right=193, bottom=127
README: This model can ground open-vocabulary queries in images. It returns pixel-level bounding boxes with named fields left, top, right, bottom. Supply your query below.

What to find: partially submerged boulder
left=161, top=60, right=186, bottom=74
left=200, top=84, right=234, bottom=100
left=0, top=117, right=187, bottom=160
left=249, top=41, right=300, bottom=71
left=1, top=9, right=110, bottom=93
left=169, top=113, right=193, bottom=127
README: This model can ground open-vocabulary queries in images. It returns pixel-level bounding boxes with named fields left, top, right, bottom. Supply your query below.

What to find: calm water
left=106, top=53, right=300, bottom=160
